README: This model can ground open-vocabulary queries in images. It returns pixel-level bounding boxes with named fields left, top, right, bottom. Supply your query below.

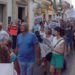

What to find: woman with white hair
left=0, top=22, right=9, bottom=41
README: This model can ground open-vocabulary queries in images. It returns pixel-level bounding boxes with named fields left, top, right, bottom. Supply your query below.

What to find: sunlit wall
left=72, top=0, right=75, bottom=9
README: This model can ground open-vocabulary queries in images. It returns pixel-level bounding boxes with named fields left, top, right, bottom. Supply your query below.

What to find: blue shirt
left=17, top=32, right=38, bottom=62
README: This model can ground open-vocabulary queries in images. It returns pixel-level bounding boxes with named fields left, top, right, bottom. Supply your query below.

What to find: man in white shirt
left=0, top=22, right=9, bottom=41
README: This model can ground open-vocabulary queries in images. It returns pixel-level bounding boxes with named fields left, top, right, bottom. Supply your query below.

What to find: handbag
left=45, top=52, right=52, bottom=62
left=45, top=38, right=64, bottom=62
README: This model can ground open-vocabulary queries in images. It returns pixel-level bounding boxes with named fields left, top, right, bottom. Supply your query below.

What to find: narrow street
left=1, top=0, right=75, bottom=75
left=63, top=52, right=75, bottom=75
left=33, top=52, right=75, bottom=75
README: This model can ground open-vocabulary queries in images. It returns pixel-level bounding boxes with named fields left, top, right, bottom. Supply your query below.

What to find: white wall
left=72, top=0, right=75, bottom=9
left=63, top=0, right=72, bottom=4
left=7, top=0, right=12, bottom=19
left=28, top=0, right=34, bottom=30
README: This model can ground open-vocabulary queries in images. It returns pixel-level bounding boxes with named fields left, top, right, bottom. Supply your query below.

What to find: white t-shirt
left=44, top=22, right=48, bottom=29
left=52, top=37, right=64, bottom=54
left=40, top=35, right=54, bottom=58
left=44, top=35, right=54, bottom=45
left=0, top=30, right=9, bottom=41
left=40, top=31, right=45, bottom=38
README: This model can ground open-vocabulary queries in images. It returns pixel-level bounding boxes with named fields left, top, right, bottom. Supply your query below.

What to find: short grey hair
left=21, top=22, right=29, bottom=31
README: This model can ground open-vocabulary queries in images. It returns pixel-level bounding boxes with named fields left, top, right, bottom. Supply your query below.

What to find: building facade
left=12, top=0, right=28, bottom=22
left=0, top=0, right=28, bottom=29
left=0, top=0, right=8, bottom=29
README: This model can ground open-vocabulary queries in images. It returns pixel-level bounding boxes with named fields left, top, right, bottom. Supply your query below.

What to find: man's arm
left=32, top=33, right=41, bottom=64
left=35, top=42, right=41, bottom=65
left=14, top=36, right=18, bottom=55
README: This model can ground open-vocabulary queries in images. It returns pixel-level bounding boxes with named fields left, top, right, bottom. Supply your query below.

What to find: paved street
left=33, top=52, right=75, bottom=75
left=63, top=52, right=75, bottom=75
left=1, top=1, right=75, bottom=75
left=68, top=55, right=75, bottom=75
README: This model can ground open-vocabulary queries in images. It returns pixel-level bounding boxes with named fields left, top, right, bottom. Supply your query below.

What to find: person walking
left=65, top=25, right=73, bottom=55
left=45, top=27, right=65, bottom=75
left=16, top=22, right=41, bottom=75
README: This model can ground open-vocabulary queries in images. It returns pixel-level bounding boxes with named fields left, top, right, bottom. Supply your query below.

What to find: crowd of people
left=0, top=18, right=75, bottom=75
left=33, top=19, right=75, bottom=55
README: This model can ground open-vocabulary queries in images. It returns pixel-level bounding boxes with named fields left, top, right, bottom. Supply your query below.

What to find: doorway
left=18, top=7, right=24, bottom=20
left=0, top=4, right=4, bottom=22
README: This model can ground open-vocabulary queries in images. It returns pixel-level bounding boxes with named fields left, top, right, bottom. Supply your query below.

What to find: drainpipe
left=7, top=0, right=12, bottom=24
